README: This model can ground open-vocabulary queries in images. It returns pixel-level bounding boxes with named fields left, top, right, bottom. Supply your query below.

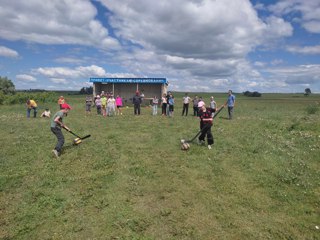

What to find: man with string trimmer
left=50, top=103, right=72, bottom=158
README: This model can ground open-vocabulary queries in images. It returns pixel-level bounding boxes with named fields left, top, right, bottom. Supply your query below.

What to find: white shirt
left=183, top=96, right=191, bottom=104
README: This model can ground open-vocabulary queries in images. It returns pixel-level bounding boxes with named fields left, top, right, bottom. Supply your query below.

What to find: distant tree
left=304, top=88, right=311, bottom=96
left=79, top=86, right=93, bottom=94
left=0, top=76, right=15, bottom=95
left=243, top=91, right=262, bottom=97
left=252, top=91, right=262, bottom=97
left=243, top=91, right=251, bottom=97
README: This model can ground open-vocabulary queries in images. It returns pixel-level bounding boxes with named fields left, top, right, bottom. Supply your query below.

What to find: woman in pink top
left=115, top=95, right=123, bottom=115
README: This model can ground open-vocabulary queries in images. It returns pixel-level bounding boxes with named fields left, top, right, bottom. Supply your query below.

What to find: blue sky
left=0, top=0, right=319, bottom=93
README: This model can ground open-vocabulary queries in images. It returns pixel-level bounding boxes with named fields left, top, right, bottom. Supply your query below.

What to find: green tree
left=0, top=76, right=16, bottom=95
left=304, top=88, right=311, bottom=96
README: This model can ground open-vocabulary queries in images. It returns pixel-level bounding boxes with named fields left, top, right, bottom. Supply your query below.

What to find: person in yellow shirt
left=26, top=99, right=38, bottom=118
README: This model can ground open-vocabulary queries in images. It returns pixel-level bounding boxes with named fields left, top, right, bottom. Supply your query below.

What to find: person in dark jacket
left=198, top=104, right=214, bottom=150
left=132, top=91, right=142, bottom=115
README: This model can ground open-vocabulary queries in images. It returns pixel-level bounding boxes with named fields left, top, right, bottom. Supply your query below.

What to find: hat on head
left=97, top=95, right=100, bottom=98
left=61, top=103, right=72, bottom=110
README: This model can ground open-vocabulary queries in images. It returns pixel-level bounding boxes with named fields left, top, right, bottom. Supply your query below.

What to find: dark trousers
left=96, top=105, right=101, bottom=115
left=162, top=103, right=167, bottom=115
left=228, top=106, right=234, bottom=119
left=51, top=127, right=65, bottom=153
left=182, top=103, right=189, bottom=116
left=134, top=104, right=141, bottom=115
left=193, top=106, right=198, bottom=116
left=198, top=124, right=214, bottom=145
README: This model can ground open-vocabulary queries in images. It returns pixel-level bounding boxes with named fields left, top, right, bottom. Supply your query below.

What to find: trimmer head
left=73, top=138, right=82, bottom=145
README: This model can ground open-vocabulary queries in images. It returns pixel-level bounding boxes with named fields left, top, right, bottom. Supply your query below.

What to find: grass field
left=1, top=93, right=319, bottom=239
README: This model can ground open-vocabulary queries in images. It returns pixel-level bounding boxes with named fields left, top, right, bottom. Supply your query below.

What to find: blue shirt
left=227, top=94, right=235, bottom=107
left=168, top=97, right=174, bottom=105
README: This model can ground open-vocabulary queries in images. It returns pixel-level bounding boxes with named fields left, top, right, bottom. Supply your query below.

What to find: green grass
left=1, top=93, right=320, bottom=239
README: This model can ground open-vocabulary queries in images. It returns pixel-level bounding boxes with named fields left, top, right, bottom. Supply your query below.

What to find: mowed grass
left=0, top=93, right=319, bottom=239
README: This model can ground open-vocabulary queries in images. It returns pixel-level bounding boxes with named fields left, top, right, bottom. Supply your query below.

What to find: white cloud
left=271, top=59, right=284, bottom=65
left=16, top=74, right=37, bottom=82
left=54, top=57, right=85, bottom=64
left=254, top=61, right=265, bottom=67
left=286, top=45, right=320, bottom=54
left=268, top=0, right=320, bottom=33
left=95, top=0, right=295, bottom=93
left=0, top=46, right=19, bottom=58
left=0, top=0, right=120, bottom=49
left=108, top=1, right=260, bottom=57
left=50, top=78, right=68, bottom=84
left=265, top=64, right=320, bottom=85
left=263, top=16, right=293, bottom=40
left=302, top=21, right=320, bottom=34
left=33, top=65, right=107, bottom=78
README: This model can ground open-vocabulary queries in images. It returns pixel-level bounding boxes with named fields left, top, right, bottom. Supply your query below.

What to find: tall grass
left=0, top=93, right=319, bottom=239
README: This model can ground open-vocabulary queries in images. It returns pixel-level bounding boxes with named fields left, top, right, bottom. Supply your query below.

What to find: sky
left=0, top=0, right=319, bottom=93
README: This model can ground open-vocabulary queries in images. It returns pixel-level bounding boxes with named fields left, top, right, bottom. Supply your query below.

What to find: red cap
left=61, top=103, right=72, bottom=110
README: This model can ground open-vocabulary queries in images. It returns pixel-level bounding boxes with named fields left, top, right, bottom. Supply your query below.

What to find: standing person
left=26, top=99, right=38, bottom=118
left=198, top=97, right=204, bottom=109
left=192, top=95, right=199, bottom=117
left=95, top=95, right=102, bottom=115
left=152, top=95, right=159, bottom=116
left=107, top=95, right=116, bottom=116
left=182, top=93, right=191, bottom=116
left=132, top=91, right=142, bottom=115
left=166, top=91, right=171, bottom=116
left=168, top=93, right=175, bottom=117
left=101, top=95, right=107, bottom=117
left=225, top=90, right=236, bottom=120
left=115, top=95, right=123, bottom=115
left=161, top=93, right=167, bottom=116
left=85, top=95, right=93, bottom=115
left=58, top=96, right=65, bottom=109
left=198, top=104, right=214, bottom=150
left=50, top=103, right=72, bottom=157
left=209, top=96, right=217, bottom=117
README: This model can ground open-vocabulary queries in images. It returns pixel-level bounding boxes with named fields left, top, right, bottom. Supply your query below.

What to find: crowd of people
left=79, top=90, right=235, bottom=120
left=25, top=90, right=236, bottom=157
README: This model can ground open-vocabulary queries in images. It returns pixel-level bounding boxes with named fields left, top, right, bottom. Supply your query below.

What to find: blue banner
left=90, top=77, right=167, bottom=84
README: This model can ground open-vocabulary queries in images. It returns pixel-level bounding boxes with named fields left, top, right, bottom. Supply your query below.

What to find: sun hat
left=61, top=103, right=72, bottom=110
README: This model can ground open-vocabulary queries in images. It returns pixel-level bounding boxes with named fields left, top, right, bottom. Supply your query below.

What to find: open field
left=1, top=93, right=320, bottom=239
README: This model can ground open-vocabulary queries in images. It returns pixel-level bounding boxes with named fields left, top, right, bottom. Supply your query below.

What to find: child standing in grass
left=95, top=95, right=102, bottom=115
left=115, top=95, right=123, bottom=115
left=168, top=93, right=175, bottom=117
left=152, top=95, right=159, bottom=115
left=50, top=103, right=72, bottom=158
left=210, top=96, right=217, bottom=117
left=101, top=95, right=107, bottom=117
left=107, top=95, right=116, bottom=116
left=161, top=93, right=167, bottom=116
left=85, top=95, right=93, bottom=115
